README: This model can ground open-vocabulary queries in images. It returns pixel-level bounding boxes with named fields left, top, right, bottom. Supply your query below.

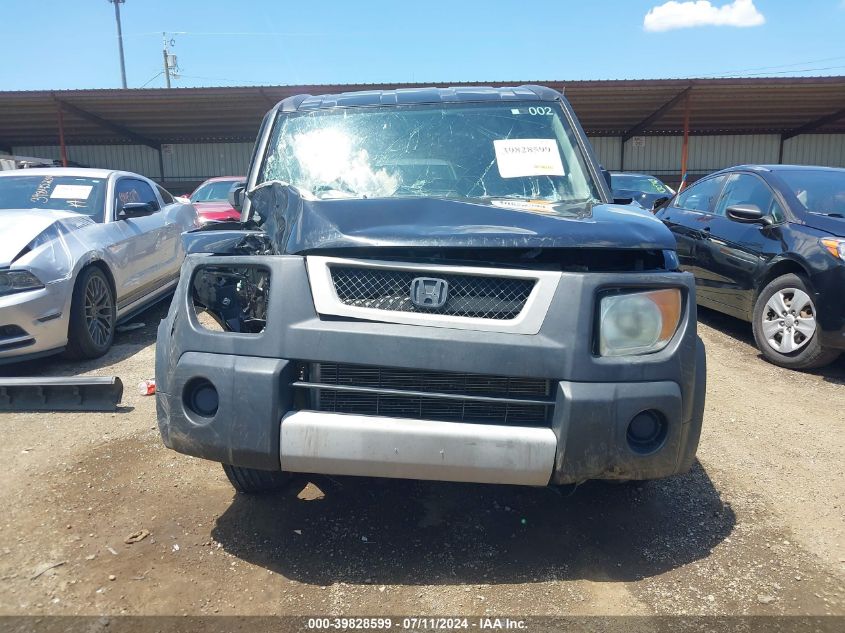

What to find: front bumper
left=812, top=264, right=845, bottom=351
left=156, top=255, right=706, bottom=485
left=0, top=279, right=72, bottom=363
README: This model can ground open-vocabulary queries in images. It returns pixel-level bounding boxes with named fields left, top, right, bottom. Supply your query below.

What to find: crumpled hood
left=0, top=208, right=92, bottom=267
left=258, top=189, right=676, bottom=254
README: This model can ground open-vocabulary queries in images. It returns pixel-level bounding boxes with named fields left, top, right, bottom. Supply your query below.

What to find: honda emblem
left=410, top=277, right=449, bottom=309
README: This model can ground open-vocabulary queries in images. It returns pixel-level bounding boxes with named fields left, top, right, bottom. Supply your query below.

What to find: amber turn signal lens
left=821, top=238, right=845, bottom=260
left=644, top=289, right=683, bottom=344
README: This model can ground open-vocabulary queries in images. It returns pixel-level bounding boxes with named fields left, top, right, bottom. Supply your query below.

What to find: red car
left=189, top=177, right=245, bottom=223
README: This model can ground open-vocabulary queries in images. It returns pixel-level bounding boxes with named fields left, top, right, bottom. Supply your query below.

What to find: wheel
left=65, top=267, right=116, bottom=359
left=752, top=273, right=840, bottom=370
left=222, top=464, right=292, bottom=494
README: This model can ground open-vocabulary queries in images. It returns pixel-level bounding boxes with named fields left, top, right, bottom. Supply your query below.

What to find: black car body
left=611, top=172, right=674, bottom=211
left=656, top=164, right=845, bottom=369
left=155, top=86, right=705, bottom=491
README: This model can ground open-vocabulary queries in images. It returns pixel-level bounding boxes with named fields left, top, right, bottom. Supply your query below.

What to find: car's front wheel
left=752, top=273, right=840, bottom=370
left=65, top=266, right=116, bottom=360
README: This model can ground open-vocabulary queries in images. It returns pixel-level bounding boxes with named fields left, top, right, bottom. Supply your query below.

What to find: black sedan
left=655, top=164, right=845, bottom=370
left=611, top=172, right=675, bottom=211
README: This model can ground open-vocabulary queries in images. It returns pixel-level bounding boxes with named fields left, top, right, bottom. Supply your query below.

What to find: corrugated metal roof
left=0, top=77, right=843, bottom=147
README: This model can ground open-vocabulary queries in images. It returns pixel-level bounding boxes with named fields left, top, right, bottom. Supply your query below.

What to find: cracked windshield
left=260, top=102, right=600, bottom=205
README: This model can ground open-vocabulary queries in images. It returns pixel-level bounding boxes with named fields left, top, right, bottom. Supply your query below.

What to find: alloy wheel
left=84, top=274, right=113, bottom=348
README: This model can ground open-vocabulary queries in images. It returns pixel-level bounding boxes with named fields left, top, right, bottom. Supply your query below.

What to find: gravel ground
left=0, top=302, right=843, bottom=618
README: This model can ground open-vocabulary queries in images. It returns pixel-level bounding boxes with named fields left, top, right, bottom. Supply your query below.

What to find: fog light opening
left=183, top=378, right=219, bottom=418
left=626, top=410, right=667, bottom=455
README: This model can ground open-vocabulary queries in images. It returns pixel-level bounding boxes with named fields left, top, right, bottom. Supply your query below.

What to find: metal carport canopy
left=0, top=76, right=843, bottom=148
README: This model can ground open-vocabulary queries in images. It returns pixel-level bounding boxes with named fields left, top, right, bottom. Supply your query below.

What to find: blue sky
left=1, top=0, right=844, bottom=90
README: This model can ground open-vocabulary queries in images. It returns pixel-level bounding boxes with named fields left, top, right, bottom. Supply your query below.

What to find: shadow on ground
left=698, top=306, right=845, bottom=385
left=212, top=461, right=734, bottom=586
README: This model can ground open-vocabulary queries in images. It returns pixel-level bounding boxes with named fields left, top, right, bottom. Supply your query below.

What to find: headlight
left=599, top=289, right=682, bottom=356
left=821, top=238, right=845, bottom=261
left=0, top=270, right=45, bottom=297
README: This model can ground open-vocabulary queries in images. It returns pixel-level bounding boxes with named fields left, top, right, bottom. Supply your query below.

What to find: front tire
left=65, top=267, right=116, bottom=360
left=752, top=273, right=840, bottom=370
left=222, top=464, right=292, bottom=494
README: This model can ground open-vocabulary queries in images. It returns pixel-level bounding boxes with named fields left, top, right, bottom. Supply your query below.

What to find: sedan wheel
left=752, top=273, right=840, bottom=370
left=65, top=267, right=116, bottom=360
left=84, top=273, right=114, bottom=348
left=760, top=287, right=816, bottom=354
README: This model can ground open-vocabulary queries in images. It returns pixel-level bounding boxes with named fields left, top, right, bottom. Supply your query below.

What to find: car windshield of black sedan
left=0, top=175, right=107, bottom=221
left=260, top=102, right=601, bottom=205
left=778, top=169, right=845, bottom=216
left=612, top=174, right=670, bottom=194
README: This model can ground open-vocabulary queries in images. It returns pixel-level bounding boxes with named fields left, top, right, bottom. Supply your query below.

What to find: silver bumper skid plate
left=280, top=410, right=556, bottom=486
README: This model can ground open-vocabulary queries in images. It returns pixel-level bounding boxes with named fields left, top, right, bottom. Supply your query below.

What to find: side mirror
left=600, top=167, right=612, bottom=190
left=228, top=181, right=247, bottom=212
left=117, top=202, right=156, bottom=220
left=726, top=204, right=770, bottom=224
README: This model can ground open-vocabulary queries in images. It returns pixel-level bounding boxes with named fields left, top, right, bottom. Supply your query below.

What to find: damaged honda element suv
left=156, top=86, right=706, bottom=492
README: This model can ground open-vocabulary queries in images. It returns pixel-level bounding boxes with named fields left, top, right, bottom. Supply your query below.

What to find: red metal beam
left=680, top=93, right=691, bottom=191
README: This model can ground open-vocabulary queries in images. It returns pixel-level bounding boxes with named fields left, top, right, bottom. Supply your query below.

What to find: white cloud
left=644, top=0, right=765, bottom=32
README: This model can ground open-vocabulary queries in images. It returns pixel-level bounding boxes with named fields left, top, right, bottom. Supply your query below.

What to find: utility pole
left=108, top=0, right=128, bottom=89
left=162, top=33, right=179, bottom=89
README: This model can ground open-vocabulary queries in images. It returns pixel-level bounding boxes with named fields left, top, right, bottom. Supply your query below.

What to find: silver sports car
left=0, top=168, right=198, bottom=363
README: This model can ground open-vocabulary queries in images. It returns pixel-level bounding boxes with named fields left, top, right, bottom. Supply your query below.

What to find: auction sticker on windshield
left=493, top=139, right=565, bottom=178
left=50, top=184, right=93, bottom=200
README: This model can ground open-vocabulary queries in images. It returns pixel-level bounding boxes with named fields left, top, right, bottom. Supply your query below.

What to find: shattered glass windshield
left=260, top=102, right=601, bottom=204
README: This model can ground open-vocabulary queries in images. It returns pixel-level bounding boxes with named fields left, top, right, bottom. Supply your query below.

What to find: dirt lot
left=0, top=303, right=843, bottom=618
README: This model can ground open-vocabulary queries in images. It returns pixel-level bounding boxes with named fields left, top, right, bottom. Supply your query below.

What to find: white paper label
left=50, top=184, right=93, bottom=200
left=493, top=139, right=565, bottom=178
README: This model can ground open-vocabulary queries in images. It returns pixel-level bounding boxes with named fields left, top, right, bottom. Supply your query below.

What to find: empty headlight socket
left=190, top=264, right=271, bottom=334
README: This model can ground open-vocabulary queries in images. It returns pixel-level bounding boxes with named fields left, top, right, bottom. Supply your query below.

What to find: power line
left=734, top=65, right=845, bottom=77
left=693, top=56, right=845, bottom=78
left=139, top=70, right=163, bottom=88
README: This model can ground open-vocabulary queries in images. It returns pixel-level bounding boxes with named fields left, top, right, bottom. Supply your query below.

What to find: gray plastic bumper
left=156, top=254, right=706, bottom=484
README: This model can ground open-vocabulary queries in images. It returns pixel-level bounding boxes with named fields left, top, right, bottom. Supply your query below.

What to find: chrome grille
left=330, top=266, right=534, bottom=320
left=295, top=363, right=554, bottom=426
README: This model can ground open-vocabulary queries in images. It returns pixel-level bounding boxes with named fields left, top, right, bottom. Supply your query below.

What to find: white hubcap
left=761, top=287, right=816, bottom=354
